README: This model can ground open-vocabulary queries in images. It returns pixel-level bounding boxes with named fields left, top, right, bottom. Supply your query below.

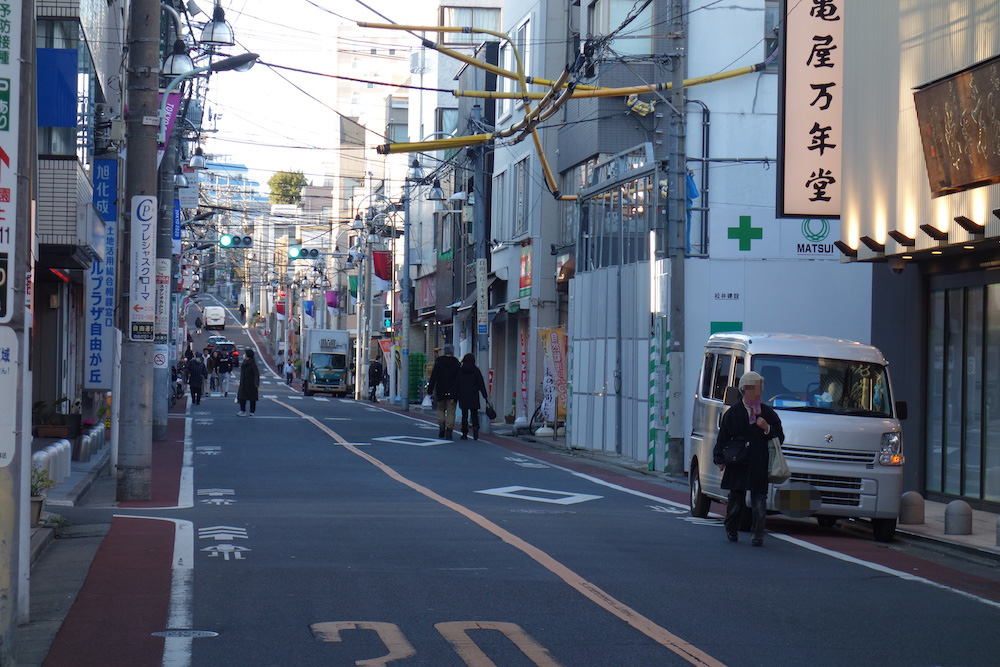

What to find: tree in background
left=268, top=170, right=309, bottom=204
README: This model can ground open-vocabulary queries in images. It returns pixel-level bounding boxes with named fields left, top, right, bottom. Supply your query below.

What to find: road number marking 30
left=310, top=620, right=561, bottom=666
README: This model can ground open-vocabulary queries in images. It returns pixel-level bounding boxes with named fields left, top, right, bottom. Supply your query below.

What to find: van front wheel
left=690, top=464, right=711, bottom=518
left=872, top=517, right=896, bottom=543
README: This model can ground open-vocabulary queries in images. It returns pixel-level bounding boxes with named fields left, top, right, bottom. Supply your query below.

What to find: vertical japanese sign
left=156, top=91, right=182, bottom=167
left=476, top=257, right=487, bottom=335
left=86, top=158, right=119, bottom=389
left=518, top=243, right=532, bottom=298
left=0, top=0, right=20, bottom=325
left=519, top=329, right=528, bottom=419
left=172, top=198, right=181, bottom=254
left=538, top=327, right=567, bottom=420
left=0, top=326, right=15, bottom=466
left=778, top=0, right=843, bottom=218
left=129, top=195, right=156, bottom=340
left=153, top=257, right=170, bottom=369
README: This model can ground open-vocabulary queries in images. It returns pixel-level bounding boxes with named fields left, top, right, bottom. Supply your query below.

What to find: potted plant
left=32, top=398, right=81, bottom=438
left=30, top=467, right=55, bottom=526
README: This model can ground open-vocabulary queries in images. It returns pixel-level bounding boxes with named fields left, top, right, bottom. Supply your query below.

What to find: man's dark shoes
left=751, top=538, right=763, bottom=547
left=726, top=530, right=738, bottom=542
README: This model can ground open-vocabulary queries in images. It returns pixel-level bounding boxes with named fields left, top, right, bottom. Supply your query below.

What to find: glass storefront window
left=928, top=281, right=1000, bottom=504
left=926, top=291, right=944, bottom=493
left=986, top=285, right=1000, bottom=502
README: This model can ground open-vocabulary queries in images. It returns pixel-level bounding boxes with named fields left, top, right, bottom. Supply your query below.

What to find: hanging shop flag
left=326, top=290, right=338, bottom=309
left=372, top=250, right=391, bottom=280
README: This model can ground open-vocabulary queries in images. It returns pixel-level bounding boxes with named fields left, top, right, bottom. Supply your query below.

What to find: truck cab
left=302, top=329, right=353, bottom=397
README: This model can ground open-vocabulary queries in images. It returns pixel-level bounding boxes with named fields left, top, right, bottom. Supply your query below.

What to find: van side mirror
left=895, top=400, right=907, bottom=420
left=723, top=386, right=741, bottom=406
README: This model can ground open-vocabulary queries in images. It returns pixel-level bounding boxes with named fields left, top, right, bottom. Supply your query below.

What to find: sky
left=199, top=0, right=438, bottom=192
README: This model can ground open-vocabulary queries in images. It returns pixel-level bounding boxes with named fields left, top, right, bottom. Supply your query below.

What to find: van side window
left=700, top=353, right=716, bottom=398
left=711, top=354, right=732, bottom=401
left=734, top=357, right=745, bottom=386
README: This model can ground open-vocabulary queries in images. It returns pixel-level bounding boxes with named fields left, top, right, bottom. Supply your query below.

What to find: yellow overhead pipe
left=358, top=23, right=602, bottom=92
left=454, top=62, right=766, bottom=100
left=377, top=134, right=493, bottom=155
left=361, top=21, right=563, bottom=196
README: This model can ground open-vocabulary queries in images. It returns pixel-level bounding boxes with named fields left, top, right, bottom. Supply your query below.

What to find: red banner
left=372, top=250, right=391, bottom=280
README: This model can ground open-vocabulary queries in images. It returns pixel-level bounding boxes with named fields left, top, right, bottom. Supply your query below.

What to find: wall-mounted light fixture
left=860, top=236, right=885, bottom=253
left=833, top=240, right=857, bottom=258
left=888, top=230, right=915, bottom=247
left=954, top=215, right=985, bottom=235
left=919, top=223, right=948, bottom=242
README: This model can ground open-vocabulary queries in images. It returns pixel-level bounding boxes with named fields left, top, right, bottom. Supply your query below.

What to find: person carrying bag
left=713, top=371, right=784, bottom=547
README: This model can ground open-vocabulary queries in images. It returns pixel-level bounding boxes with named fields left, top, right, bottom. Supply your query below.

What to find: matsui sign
left=778, top=0, right=843, bottom=218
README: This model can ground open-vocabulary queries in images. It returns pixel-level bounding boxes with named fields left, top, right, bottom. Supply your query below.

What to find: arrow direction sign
left=200, top=498, right=236, bottom=506
left=197, top=489, right=236, bottom=497
left=198, top=526, right=248, bottom=541
left=201, top=544, right=250, bottom=561
left=196, top=446, right=221, bottom=456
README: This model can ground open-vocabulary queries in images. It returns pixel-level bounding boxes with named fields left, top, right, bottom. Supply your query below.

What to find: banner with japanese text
left=778, top=0, right=843, bottom=218
left=85, top=158, right=118, bottom=388
left=538, top=327, right=568, bottom=420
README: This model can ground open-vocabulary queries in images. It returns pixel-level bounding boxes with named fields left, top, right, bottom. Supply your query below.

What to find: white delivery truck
left=301, top=329, right=353, bottom=397
left=688, top=333, right=907, bottom=542
left=203, top=306, right=226, bottom=330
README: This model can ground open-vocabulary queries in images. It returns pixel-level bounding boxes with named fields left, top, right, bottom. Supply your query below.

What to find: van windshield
left=751, top=355, right=892, bottom=417
left=312, top=353, right=346, bottom=370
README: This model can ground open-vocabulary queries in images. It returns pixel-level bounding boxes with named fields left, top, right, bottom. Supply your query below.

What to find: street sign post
left=129, top=195, right=156, bottom=340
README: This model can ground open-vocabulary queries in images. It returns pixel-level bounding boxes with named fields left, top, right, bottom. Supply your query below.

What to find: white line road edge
left=112, top=515, right=195, bottom=667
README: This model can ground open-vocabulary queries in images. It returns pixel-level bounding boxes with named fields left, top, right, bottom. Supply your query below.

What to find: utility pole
left=153, top=133, right=178, bottom=440
left=471, top=105, right=490, bottom=433
left=0, top=0, right=34, bottom=653
left=666, top=0, right=687, bottom=474
left=118, top=0, right=160, bottom=500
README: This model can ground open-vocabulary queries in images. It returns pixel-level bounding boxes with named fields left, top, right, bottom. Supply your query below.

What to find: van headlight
left=879, top=432, right=904, bottom=466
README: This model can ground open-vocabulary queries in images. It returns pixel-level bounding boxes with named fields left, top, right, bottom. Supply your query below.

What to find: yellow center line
left=271, top=397, right=724, bottom=667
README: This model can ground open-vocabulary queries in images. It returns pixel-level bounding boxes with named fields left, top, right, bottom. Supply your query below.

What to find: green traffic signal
left=288, top=246, right=320, bottom=260
left=220, top=234, right=252, bottom=248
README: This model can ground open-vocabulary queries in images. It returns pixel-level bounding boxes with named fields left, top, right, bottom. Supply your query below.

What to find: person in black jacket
left=713, top=370, right=784, bottom=546
left=237, top=348, right=260, bottom=416
left=186, top=352, right=208, bottom=405
left=368, top=357, right=384, bottom=402
left=426, top=344, right=461, bottom=439
left=456, top=354, right=488, bottom=440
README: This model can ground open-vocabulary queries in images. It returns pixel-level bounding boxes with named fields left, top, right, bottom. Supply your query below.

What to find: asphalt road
left=40, top=299, right=1000, bottom=666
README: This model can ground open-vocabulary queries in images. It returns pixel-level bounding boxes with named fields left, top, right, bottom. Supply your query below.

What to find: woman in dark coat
left=237, top=348, right=260, bottom=416
left=713, top=370, right=784, bottom=546
left=456, top=353, right=488, bottom=440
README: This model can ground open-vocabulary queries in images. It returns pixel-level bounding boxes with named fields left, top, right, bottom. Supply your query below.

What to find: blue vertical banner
left=173, top=199, right=181, bottom=254
left=86, top=158, right=119, bottom=389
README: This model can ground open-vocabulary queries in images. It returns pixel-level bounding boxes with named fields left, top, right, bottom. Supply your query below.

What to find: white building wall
left=561, top=1, right=875, bottom=471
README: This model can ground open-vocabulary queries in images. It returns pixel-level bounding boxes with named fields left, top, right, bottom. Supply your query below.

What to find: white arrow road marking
left=198, top=526, right=248, bottom=541
left=476, top=486, right=603, bottom=505
left=197, top=489, right=235, bottom=497
left=648, top=505, right=687, bottom=515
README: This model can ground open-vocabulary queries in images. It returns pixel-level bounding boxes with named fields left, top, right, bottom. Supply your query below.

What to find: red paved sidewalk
left=43, top=516, right=175, bottom=667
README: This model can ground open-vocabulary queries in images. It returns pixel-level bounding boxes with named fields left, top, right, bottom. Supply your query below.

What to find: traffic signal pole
left=153, top=131, right=179, bottom=440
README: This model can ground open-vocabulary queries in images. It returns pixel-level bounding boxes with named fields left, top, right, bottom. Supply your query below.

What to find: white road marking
left=476, top=486, right=603, bottom=506
left=373, top=435, right=452, bottom=447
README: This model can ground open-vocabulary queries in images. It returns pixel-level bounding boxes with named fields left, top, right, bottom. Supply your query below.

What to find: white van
left=203, top=306, right=226, bottom=330
left=689, top=333, right=906, bottom=542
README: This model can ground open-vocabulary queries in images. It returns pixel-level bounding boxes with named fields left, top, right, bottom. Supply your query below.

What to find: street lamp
left=200, top=1, right=236, bottom=47
left=157, top=53, right=259, bottom=144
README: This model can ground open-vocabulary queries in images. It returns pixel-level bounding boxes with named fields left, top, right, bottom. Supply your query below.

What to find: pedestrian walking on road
left=368, top=357, right=384, bottom=402
left=195, top=315, right=203, bottom=335
left=206, top=350, right=218, bottom=393
left=237, top=348, right=260, bottom=416
left=457, top=354, right=488, bottom=440
left=427, top=344, right=461, bottom=439
left=184, top=343, right=194, bottom=361
left=239, top=303, right=246, bottom=322
left=216, top=354, right=232, bottom=397
left=713, top=370, right=784, bottom=547
left=186, top=352, right=209, bottom=405
left=284, top=359, right=295, bottom=385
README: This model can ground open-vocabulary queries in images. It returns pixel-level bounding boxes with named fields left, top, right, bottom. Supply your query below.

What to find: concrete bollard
left=944, top=499, right=973, bottom=535
left=31, top=451, right=49, bottom=485
left=42, top=445, right=62, bottom=482
left=55, top=439, right=72, bottom=480
left=898, top=491, right=925, bottom=524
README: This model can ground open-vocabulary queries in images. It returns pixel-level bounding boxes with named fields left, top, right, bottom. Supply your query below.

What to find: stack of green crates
left=408, top=353, right=426, bottom=401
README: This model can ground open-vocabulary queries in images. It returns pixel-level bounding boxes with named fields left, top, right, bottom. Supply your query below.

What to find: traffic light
left=220, top=234, right=252, bottom=248
left=383, top=307, right=392, bottom=330
left=288, top=246, right=320, bottom=260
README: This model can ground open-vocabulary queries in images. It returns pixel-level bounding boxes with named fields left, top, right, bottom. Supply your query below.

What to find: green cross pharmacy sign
left=728, top=215, right=763, bottom=251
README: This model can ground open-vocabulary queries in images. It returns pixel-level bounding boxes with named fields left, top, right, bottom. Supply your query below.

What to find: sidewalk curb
left=44, top=445, right=112, bottom=508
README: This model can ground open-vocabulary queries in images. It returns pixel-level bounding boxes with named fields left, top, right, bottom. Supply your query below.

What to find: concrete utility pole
left=471, top=104, right=490, bottom=433
left=153, top=134, right=178, bottom=440
left=118, top=0, right=160, bottom=500
left=0, top=0, right=34, bottom=654
left=666, top=0, right=687, bottom=474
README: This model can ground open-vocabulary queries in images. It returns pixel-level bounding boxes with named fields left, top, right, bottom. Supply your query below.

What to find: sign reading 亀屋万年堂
left=778, top=0, right=843, bottom=218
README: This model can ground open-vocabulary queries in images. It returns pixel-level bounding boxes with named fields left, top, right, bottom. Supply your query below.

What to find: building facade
left=840, top=0, right=1000, bottom=510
